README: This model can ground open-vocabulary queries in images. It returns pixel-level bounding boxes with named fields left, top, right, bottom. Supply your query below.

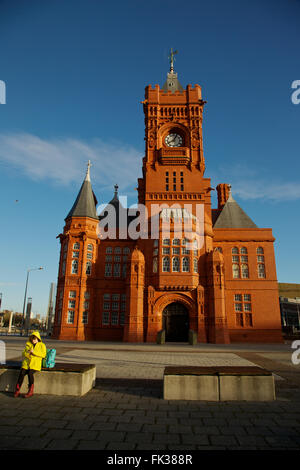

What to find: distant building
left=46, top=282, right=56, bottom=334
left=279, top=283, right=300, bottom=332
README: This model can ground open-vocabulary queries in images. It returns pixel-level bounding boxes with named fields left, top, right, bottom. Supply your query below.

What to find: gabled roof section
left=213, top=190, right=257, bottom=229
left=65, top=161, right=98, bottom=221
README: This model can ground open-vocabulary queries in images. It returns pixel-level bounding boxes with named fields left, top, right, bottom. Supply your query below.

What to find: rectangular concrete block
left=0, top=363, right=96, bottom=396
left=163, top=366, right=276, bottom=402
left=219, top=374, right=275, bottom=401
left=164, top=374, right=219, bottom=401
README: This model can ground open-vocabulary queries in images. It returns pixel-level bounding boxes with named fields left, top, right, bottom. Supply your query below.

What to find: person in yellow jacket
left=14, top=331, right=46, bottom=398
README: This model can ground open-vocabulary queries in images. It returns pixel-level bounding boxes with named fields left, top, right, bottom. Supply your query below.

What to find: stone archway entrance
left=162, top=302, right=189, bottom=342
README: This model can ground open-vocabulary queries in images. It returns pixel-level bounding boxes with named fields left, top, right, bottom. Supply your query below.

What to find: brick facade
left=52, top=69, right=282, bottom=344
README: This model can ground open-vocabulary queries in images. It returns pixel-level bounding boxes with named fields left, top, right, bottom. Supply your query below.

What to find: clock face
left=165, top=133, right=183, bottom=147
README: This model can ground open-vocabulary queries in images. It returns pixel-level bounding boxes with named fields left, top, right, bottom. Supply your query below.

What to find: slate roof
left=65, top=163, right=98, bottom=220
left=213, top=191, right=257, bottom=229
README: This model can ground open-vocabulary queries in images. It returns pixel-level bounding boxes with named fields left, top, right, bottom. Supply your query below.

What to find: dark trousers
left=17, top=368, right=35, bottom=387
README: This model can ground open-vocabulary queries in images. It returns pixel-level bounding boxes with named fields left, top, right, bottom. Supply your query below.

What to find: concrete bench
left=0, top=362, right=96, bottom=396
left=163, top=366, right=275, bottom=401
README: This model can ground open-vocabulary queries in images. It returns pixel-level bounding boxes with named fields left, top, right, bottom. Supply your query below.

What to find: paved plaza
left=1, top=336, right=300, bottom=451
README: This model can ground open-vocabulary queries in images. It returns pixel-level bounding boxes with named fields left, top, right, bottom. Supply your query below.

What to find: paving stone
left=219, top=426, right=247, bottom=436
left=181, top=434, right=210, bottom=445
left=116, top=423, right=143, bottom=432
left=209, top=435, right=238, bottom=447
left=90, top=422, right=117, bottom=431
left=43, top=429, right=73, bottom=440
left=0, top=436, right=23, bottom=450
left=15, top=438, right=51, bottom=450
left=152, top=433, right=181, bottom=444
left=106, top=442, right=137, bottom=450
left=46, top=439, right=79, bottom=450
left=97, top=431, right=126, bottom=442
left=142, top=424, right=168, bottom=433
left=0, top=425, right=23, bottom=436
left=237, top=436, right=268, bottom=446
left=77, top=440, right=108, bottom=450
left=71, top=430, right=99, bottom=440
left=192, top=425, right=220, bottom=435
left=125, top=432, right=154, bottom=443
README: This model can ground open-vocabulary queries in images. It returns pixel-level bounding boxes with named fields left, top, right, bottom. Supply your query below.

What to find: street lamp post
left=21, top=267, right=43, bottom=335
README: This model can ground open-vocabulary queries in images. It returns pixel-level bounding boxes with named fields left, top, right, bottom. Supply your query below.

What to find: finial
left=114, top=184, right=119, bottom=196
left=227, top=184, right=234, bottom=201
left=168, top=48, right=178, bottom=73
left=85, top=160, right=91, bottom=182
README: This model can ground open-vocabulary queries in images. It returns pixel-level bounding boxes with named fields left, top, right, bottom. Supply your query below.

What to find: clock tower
left=135, top=52, right=218, bottom=343
left=137, top=53, right=210, bottom=216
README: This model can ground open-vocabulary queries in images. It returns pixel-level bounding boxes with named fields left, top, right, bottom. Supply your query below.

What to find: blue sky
left=0, top=0, right=299, bottom=317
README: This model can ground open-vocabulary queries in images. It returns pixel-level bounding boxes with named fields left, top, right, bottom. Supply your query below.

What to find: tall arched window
left=232, top=263, right=240, bottom=279
left=71, top=260, right=78, bottom=274
left=193, top=258, right=198, bottom=273
left=86, top=261, right=92, bottom=275
left=73, top=242, right=80, bottom=250
left=172, top=257, right=180, bottom=272
left=182, top=257, right=190, bottom=272
left=162, top=257, right=170, bottom=272
left=257, top=247, right=266, bottom=278
left=241, top=263, right=249, bottom=279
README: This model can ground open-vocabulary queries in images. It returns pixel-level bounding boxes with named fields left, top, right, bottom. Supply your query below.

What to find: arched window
left=86, top=261, right=92, bottom=275
left=172, top=257, right=180, bottom=272
left=232, top=263, right=240, bottom=279
left=172, top=238, right=180, bottom=246
left=162, top=257, right=170, bottom=272
left=73, top=242, right=80, bottom=250
left=71, top=260, right=78, bottom=274
left=240, top=247, right=248, bottom=254
left=182, top=257, right=190, bottom=272
left=153, top=258, right=158, bottom=273
left=232, top=247, right=239, bottom=254
left=258, top=263, right=266, bottom=278
left=257, top=247, right=266, bottom=278
left=106, top=246, right=112, bottom=254
left=193, top=258, right=198, bottom=273
left=87, top=244, right=93, bottom=252
left=241, top=263, right=249, bottom=279
left=114, top=246, right=121, bottom=254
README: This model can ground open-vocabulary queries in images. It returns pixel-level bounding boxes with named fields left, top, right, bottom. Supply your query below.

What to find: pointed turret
left=213, top=186, right=257, bottom=229
left=65, top=161, right=98, bottom=220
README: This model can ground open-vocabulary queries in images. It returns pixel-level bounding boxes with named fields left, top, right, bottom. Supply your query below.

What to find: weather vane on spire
left=168, top=48, right=178, bottom=73
left=85, top=160, right=91, bottom=182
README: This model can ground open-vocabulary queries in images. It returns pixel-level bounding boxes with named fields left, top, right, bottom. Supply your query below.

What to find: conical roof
left=65, top=161, right=98, bottom=220
left=213, top=189, right=257, bottom=229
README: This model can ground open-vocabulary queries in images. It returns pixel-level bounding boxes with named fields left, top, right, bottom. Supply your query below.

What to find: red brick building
left=52, top=63, right=282, bottom=343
